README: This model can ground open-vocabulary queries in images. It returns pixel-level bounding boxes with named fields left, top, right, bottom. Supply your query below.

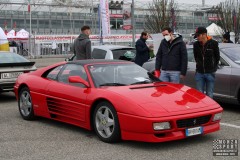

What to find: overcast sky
left=175, top=0, right=225, bottom=5
left=138, top=0, right=227, bottom=6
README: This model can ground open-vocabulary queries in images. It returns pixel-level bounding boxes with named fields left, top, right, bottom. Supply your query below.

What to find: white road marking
left=220, top=123, right=240, bottom=129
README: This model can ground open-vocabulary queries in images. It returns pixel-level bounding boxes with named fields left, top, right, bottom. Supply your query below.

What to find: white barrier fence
left=7, top=34, right=157, bottom=57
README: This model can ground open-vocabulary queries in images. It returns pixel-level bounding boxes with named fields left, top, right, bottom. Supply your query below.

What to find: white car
left=66, top=45, right=136, bottom=61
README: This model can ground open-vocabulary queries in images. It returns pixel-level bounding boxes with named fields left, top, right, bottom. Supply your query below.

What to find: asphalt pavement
left=0, top=92, right=239, bottom=160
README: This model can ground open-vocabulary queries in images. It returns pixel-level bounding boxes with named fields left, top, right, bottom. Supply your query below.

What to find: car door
left=182, top=48, right=196, bottom=88
left=46, top=64, right=89, bottom=125
left=184, top=48, right=231, bottom=98
left=214, top=54, right=231, bottom=98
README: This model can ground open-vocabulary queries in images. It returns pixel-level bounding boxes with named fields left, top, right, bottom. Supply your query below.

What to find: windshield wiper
left=130, top=80, right=152, bottom=85
left=99, top=83, right=126, bottom=86
left=147, top=72, right=161, bottom=81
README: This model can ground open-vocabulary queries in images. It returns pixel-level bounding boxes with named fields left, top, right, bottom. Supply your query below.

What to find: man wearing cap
left=193, top=26, right=220, bottom=98
left=154, top=27, right=188, bottom=83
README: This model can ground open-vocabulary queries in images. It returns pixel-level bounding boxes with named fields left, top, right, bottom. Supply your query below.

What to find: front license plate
left=185, top=126, right=203, bottom=137
left=1, top=72, right=23, bottom=79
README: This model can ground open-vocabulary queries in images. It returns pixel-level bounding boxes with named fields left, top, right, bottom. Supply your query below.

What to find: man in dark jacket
left=222, top=32, right=233, bottom=43
left=74, top=26, right=92, bottom=60
left=193, top=26, right=220, bottom=98
left=154, top=27, right=188, bottom=83
left=134, top=32, right=152, bottom=66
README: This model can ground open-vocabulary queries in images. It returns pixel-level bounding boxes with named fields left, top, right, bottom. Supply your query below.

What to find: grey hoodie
left=73, top=33, right=92, bottom=60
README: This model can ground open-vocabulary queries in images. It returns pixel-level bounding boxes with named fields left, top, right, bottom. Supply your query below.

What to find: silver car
left=0, top=51, right=37, bottom=92
left=142, top=43, right=240, bottom=105
left=66, top=45, right=136, bottom=61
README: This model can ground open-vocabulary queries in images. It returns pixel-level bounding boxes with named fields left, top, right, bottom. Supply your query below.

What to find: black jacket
left=134, top=37, right=150, bottom=66
left=155, top=36, right=188, bottom=76
left=193, top=38, right=220, bottom=73
left=73, top=34, right=92, bottom=60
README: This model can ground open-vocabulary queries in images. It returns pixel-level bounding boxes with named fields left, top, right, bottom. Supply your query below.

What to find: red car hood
left=104, top=83, right=219, bottom=117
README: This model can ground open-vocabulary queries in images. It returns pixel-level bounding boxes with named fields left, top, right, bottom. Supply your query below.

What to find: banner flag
left=100, top=0, right=111, bottom=36
left=122, top=3, right=132, bottom=30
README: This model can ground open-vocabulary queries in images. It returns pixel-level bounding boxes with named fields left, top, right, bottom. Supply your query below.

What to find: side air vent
left=46, top=97, right=85, bottom=124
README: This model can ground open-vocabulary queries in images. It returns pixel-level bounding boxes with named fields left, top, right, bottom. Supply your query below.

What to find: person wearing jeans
left=154, top=27, right=188, bottom=83
left=195, top=72, right=215, bottom=98
left=160, top=70, right=181, bottom=83
left=193, top=27, right=220, bottom=98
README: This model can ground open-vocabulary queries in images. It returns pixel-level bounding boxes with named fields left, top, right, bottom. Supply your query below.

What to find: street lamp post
left=28, top=0, right=32, bottom=58
left=131, top=0, right=135, bottom=47
left=91, top=0, right=94, bottom=33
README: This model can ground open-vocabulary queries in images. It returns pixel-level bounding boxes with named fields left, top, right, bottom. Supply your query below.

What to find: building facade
left=0, top=0, right=217, bottom=56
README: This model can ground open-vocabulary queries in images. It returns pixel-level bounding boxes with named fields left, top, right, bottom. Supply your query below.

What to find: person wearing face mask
left=134, top=31, right=153, bottom=66
left=154, top=27, right=188, bottom=83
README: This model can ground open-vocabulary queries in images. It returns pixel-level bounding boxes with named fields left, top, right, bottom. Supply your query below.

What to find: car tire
left=18, top=87, right=35, bottom=120
left=93, top=101, right=121, bottom=143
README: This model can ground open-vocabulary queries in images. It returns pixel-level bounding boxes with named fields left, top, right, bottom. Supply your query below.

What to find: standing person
left=51, top=40, right=57, bottom=55
left=154, top=27, right=188, bottom=83
left=134, top=31, right=152, bottom=66
left=193, top=26, right=220, bottom=98
left=74, top=25, right=92, bottom=60
left=222, top=32, right=233, bottom=43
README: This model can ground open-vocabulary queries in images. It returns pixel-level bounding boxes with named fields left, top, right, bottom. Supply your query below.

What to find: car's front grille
left=176, top=115, right=212, bottom=128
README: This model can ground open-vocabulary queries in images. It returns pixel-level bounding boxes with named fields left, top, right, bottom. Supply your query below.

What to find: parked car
left=142, top=43, right=240, bottom=105
left=66, top=45, right=136, bottom=61
left=14, top=60, right=222, bottom=143
left=0, top=51, right=36, bottom=92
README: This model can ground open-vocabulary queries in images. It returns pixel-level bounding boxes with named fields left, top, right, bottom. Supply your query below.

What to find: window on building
left=39, top=20, right=50, bottom=28
left=74, top=20, right=84, bottom=28
left=52, top=20, right=62, bottom=29
left=12, top=19, right=25, bottom=30
left=84, top=20, right=92, bottom=26
left=26, top=20, right=37, bottom=29
left=63, top=20, right=72, bottom=29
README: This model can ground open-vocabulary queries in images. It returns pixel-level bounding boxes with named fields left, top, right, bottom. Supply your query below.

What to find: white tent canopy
left=7, top=29, right=16, bottom=39
left=206, top=23, right=224, bottom=36
left=16, top=29, right=29, bottom=39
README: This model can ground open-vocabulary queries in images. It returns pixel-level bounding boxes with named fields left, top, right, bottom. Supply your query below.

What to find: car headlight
left=153, top=122, right=171, bottom=130
left=213, top=112, right=222, bottom=121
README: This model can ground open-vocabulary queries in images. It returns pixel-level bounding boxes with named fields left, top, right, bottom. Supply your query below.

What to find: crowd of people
left=134, top=26, right=221, bottom=98
left=73, top=24, right=233, bottom=98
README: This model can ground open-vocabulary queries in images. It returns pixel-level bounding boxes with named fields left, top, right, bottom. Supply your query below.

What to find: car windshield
left=0, top=52, right=29, bottom=63
left=88, top=63, right=159, bottom=87
left=111, top=48, right=136, bottom=60
left=221, top=47, right=240, bottom=65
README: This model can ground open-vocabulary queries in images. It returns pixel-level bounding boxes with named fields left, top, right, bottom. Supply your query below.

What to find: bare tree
left=214, top=0, right=240, bottom=41
left=144, top=0, right=179, bottom=33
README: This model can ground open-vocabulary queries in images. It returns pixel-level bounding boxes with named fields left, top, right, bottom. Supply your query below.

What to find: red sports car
left=14, top=60, right=223, bottom=143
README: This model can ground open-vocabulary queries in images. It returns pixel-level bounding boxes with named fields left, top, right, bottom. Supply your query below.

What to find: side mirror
left=65, top=58, right=70, bottom=62
left=68, top=76, right=90, bottom=87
